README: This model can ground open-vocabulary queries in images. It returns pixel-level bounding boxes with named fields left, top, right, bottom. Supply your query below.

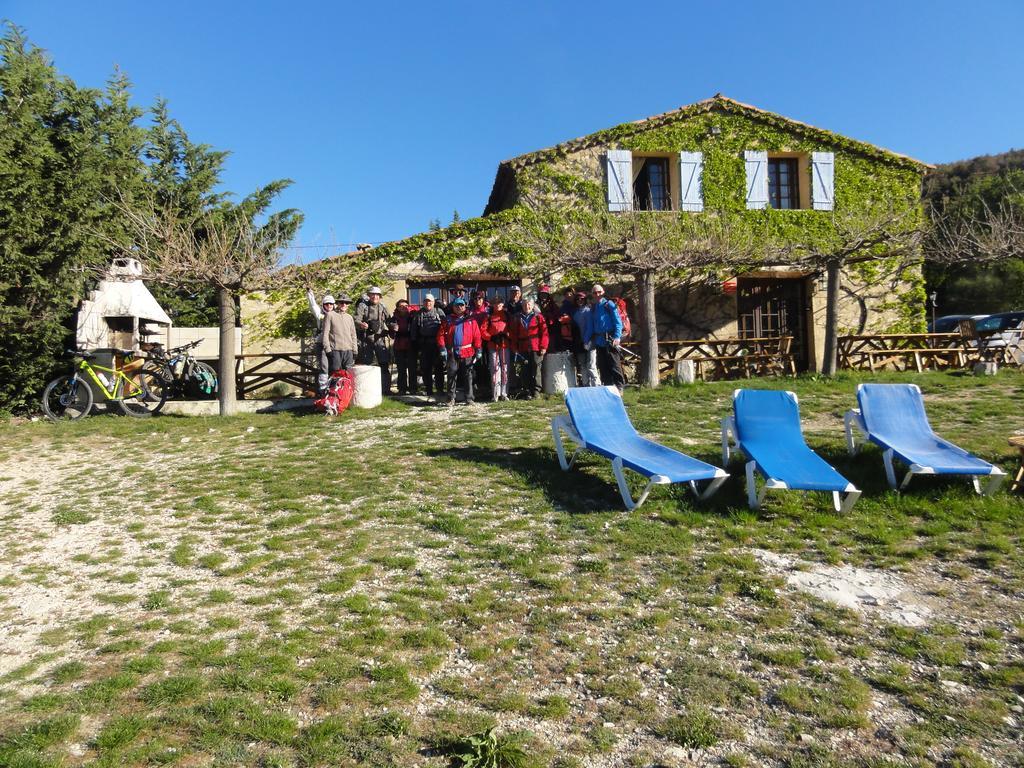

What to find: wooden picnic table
left=1009, top=436, right=1024, bottom=493
left=837, top=333, right=967, bottom=373
left=623, top=336, right=795, bottom=381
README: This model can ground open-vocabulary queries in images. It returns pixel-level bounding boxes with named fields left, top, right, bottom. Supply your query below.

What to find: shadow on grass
left=425, top=445, right=760, bottom=517
left=425, top=445, right=625, bottom=513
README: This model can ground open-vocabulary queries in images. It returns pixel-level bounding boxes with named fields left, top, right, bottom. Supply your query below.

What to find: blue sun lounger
left=721, top=389, right=861, bottom=512
left=551, top=386, right=728, bottom=510
left=844, top=383, right=1006, bottom=495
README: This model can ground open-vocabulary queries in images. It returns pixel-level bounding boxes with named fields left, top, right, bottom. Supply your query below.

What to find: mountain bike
left=139, top=339, right=218, bottom=413
left=41, top=349, right=167, bottom=420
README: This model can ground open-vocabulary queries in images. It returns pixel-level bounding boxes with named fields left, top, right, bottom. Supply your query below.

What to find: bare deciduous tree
left=511, top=207, right=774, bottom=386
left=115, top=195, right=300, bottom=415
left=928, top=196, right=1024, bottom=266
left=779, top=206, right=924, bottom=376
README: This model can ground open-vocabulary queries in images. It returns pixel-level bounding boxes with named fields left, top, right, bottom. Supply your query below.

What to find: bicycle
left=139, top=339, right=218, bottom=413
left=41, top=349, right=167, bottom=421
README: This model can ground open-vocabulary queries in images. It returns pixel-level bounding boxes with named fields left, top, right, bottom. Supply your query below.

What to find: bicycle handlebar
left=165, top=339, right=203, bottom=354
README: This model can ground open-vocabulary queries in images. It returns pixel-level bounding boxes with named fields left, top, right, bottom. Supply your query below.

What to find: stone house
left=248, top=95, right=930, bottom=372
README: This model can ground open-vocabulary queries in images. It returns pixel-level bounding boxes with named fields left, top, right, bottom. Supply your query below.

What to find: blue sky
left=5, top=0, right=1023, bottom=262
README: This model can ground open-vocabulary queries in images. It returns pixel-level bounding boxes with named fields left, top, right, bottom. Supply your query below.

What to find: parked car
left=975, top=310, right=1024, bottom=334
left=973, top=311, right=1024, bottom=365
left=928, top=314, right=988, bottom=333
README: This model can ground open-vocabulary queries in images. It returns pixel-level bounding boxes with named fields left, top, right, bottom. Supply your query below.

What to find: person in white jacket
left=307, top=289, right=335, bottom=393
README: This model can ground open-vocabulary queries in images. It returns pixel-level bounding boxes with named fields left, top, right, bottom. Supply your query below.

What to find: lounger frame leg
left=612, top=457, right=668, bottom=511
left=976, top=469, right=1007, bottom=496
left=882, top=449, right=899, bottom=489
left=832, top=487, right=862, bottom=513
left=745, top=461, right=767, bottom=509
left=721, top=417, right=737, bottom=465
left=844, top=409, right=866, bottom=456
left=690, top=471, right=729, bottom=501
left=551, top=415, right=581, bottom=471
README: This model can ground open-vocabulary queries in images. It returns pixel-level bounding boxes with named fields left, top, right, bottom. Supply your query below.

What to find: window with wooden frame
left=633, top=157, right=672, bottom=211
left=407, top=285, right=443, bottom=306
left=767, top=157, right=800, bottom=209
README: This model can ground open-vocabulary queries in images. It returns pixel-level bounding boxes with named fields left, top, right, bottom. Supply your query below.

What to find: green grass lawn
left=0, top=371, right=1022, bottom=767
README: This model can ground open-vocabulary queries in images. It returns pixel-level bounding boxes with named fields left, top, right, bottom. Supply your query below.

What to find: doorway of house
left=736, top=277, right=811, bottom=371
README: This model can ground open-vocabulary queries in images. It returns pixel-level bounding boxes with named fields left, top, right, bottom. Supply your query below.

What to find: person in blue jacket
left=586, top=283, right=625, bottom=391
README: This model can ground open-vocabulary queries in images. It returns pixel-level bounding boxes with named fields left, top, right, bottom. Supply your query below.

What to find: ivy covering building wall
left=252, top=97, right=927, bottom=346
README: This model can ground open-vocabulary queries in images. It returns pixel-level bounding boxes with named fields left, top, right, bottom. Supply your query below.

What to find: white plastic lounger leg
left=745, top=460, right=759, bottom=509
left=611, top=456, right=667, bottom=511
left=693, top=470, right=729, bottom=501
left=551, top=415, right=581, bottom=471
left=882, top=449, right=898, bottom=489
left=720, top=417, right=735, bottom=464
left=980, top=468, right=1006, bottom=496
left=899, top=469, right=916, bottom=492
left=832, top=486, right=862, bottom=513
left=844, top=410, right=865, bottom=456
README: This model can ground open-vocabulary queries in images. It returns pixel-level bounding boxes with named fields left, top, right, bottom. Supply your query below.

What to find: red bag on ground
left=314, top=369, right=354, bottom=415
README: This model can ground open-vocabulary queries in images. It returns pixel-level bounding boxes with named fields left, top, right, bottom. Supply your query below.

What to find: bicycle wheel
left=117, top=374, right=163, bottom=418
left=42, top=375, right=94, bottom=421
left=141, top=364, right=173, bottom=405
left=138, top=367, right=170, bottom=415
left=187, top=361, right=219, bottom=399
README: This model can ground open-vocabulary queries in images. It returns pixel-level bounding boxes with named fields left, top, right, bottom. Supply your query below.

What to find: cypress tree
left=0, top=25, right=140, bottom=412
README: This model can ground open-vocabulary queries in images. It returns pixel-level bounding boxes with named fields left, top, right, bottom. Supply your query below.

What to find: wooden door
left=736, top=278, right=810, bottom=371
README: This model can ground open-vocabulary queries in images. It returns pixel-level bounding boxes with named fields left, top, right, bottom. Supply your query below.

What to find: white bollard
left=542, top=351, right=575, bottom=394
left=675, top=360, right=696, bottom=384
left=352, top=364, right=383, bottom=408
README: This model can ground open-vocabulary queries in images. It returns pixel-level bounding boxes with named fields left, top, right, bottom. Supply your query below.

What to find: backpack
left=615, top=297, right=631, bottom=340
left=314, top=369, right=354, bottom=415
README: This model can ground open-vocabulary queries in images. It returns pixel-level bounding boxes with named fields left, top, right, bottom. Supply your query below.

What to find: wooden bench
left=623, top=337, right=796, bottom=382
left=838, top=334, right=967, bottom=372
left=1010, top=436, right=1024, bottom=493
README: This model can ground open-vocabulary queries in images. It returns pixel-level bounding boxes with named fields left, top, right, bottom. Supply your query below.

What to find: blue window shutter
left=606, top=149, right=633, bottom=212
left=678, top=151, right=704, bottom=212
left=744, top=150, right=768, bottom=209
left=812, top=151, right=835, bottom=210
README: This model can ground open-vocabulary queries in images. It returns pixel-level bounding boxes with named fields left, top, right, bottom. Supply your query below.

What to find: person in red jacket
left=437, top=297, right=482, bottom=406
left=510, top=295, right=549, bottom=399
left=468, top=290, right=491, bottom=399
left=481, top=295, right=511, bottom=401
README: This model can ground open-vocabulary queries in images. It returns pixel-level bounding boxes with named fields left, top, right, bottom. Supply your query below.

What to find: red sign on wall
left=722, top=277, right=737, bottom=294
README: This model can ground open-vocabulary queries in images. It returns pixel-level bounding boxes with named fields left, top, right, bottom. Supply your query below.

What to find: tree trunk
left=218, top=287, right=238, bottom=416
left=822, top=259, right=841, bottom=377
left=637, top=269, right=659, bottom=388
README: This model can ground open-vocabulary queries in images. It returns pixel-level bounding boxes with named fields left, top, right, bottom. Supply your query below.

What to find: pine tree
left=0, top=25, right=143, bottom=411
left=0, top=24, right=304, bottom=413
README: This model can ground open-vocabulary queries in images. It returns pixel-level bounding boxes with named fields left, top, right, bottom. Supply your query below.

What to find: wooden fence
left=235, top=352, right=318, bottom=398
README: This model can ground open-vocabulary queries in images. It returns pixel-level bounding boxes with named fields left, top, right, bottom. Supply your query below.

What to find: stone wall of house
left=241, top=104, right=925, bottom=372
left=514, top=112, right=925, bottom=371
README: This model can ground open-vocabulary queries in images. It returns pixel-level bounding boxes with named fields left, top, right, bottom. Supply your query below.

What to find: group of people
left=307, top=283, right=628, bottom=405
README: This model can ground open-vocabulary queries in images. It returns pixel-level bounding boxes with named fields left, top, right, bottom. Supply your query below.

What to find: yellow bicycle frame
left=76, top=358, right=144, bottom=401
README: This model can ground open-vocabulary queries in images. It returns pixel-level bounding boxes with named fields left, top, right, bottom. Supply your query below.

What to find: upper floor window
left=634, top=157, right=672, bottom=211
left=607, top=150, right=703, bottom=212
left=768, top=158, right=800, bottom=209
left=746, top=150, right=833, bottom=211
